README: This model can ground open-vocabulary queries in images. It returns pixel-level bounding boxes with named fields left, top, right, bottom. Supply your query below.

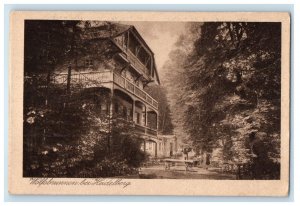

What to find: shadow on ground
left=137, top=165, right=236, bottom=179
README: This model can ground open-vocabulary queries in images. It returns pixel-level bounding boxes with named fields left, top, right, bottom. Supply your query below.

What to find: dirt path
left=139, top=165, right=236, bottom=179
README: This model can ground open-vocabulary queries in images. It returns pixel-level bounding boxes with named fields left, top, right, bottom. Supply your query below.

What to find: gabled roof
left=81, top=21, right=160, bottom=85
left=126, top=26, right=161, bottom=85
left=126, top=25, right=160, bottom=85
left=152, top=58, right=160, bottom=85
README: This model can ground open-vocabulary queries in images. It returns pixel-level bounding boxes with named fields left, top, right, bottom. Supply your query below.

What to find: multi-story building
left=53, top=22, right=161, bottom=157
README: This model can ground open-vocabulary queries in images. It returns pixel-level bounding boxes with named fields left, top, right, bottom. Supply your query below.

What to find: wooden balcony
left=113, top=73, right=158, bottom=110
left=112, top=39, right=152, bottom=78
left=52, top=71, right=158, bottom=110
left=127, top=50, right=151, bottom=76
left=52, top=71, right=113, bottom=86
left=134, top=124, right=158, bottom=137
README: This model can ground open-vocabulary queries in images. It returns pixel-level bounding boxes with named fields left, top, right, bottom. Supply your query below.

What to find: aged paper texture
left=9, top=11, right=290, bottom=196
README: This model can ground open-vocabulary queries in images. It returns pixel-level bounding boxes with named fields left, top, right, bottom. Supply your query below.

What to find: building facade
left=53, top=22, right=162, bottom=157
left=157, top=135, right=178, bottom=158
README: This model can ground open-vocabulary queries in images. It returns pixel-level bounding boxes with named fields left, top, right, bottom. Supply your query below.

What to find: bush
left=24, top=88, right=147, bottom=177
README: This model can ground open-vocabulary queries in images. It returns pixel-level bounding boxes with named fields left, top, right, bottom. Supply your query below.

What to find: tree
left=24, top=20, right=81, bottom=75
left=160, top=23, right=202, bottom=144
left=164, top=22, right=281, bottom=179
left=23, top=21, right=147, bottom=177
left=24, top=85, right=147, bottom=177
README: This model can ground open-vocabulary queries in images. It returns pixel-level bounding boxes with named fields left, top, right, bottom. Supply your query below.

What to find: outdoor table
left=164, top=159, right=195, bottom=171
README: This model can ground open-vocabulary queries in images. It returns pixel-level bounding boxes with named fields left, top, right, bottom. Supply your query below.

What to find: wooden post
left=156, top=112, right=159, bottom=132
left=132, top=101, right=135, bottom=123
left=144, top=106, right=147, bottom=127
left=155, top=142, right=157, bottom=158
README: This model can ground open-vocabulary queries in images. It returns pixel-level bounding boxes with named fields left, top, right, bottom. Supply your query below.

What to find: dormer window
left=85, top=58, right=94, bottom=67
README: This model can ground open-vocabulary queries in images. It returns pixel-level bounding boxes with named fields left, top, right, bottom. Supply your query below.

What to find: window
left=119, top=105, right=124, bottom=114
left=114, top=103, right=119, bottom=114
left=128, top=108, right=132, bottom=120
left=123, top=107, right=127, bottom=117
left=100, top=102, right=108, bottom=114
left=136, top=112, right=140, bottom=124
left=145, top=142, right=149, bottom=150
left=85, top=58, right=94, bottom=67
left=128, top=32, right=139, bottom=54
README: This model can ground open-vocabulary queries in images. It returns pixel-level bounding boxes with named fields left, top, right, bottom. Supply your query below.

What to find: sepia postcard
left=8, top=11, right=290, bottom=196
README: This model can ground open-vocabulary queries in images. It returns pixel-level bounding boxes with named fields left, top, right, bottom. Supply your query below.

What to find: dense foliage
left=23, top=20, right=147, bottom=177
left=163, top=22, right=281, bottom=179
left=23, top=83, right=147, bottom=177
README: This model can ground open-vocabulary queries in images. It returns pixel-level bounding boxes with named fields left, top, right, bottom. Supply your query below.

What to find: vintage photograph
left=9, top=11, right=290, bottom=196
left=23, top=20, right=282, bottom=180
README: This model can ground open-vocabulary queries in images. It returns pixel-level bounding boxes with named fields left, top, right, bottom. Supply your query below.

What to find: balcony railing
left=52, top=71, right=158, bottom=110
left=52, top=71, right=113, bottom=86
left=113, top=73, right=158, bottom=110
left=135, top=124, right=158, bottom=137
left=146, top=127, right=158, bottom=136
left=127, top=50, right=149, bottom=75
left=113, top=39, right=151, bottom=77
left=135, top=124, right=146, bottom=133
